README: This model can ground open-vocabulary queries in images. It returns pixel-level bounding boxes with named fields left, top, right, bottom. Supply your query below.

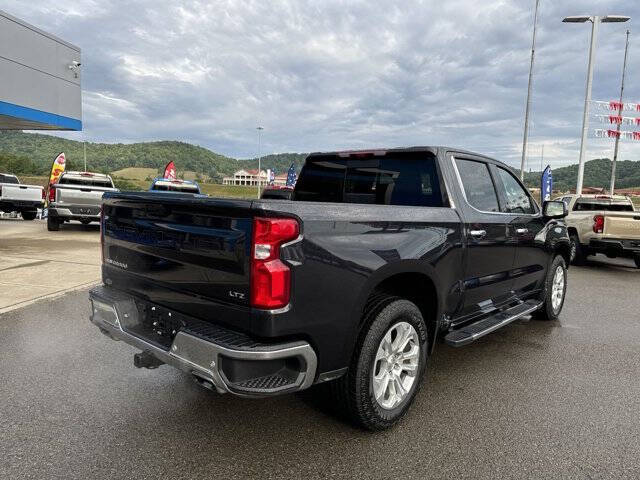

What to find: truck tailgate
left=55, top=185, right=114, bottom=206
left=1, top=184, right=42, bottom=202
left=102, top=193, right=254, bottom=309
left=604, top=212, right=640, bottom=240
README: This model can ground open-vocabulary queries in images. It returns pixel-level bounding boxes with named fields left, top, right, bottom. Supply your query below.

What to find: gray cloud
left=2, top=0, right=639, bottom=168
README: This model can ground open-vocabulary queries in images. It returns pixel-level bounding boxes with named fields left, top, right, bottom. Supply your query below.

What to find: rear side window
left=573, top=200, right=634, bottom=212
left=0, top=174, right=19, bottom=184
left=495, top=167, right=536, bottom=214
left=294, top=152, right=444, bottom=207
left=455, top=159, right=499, bottom=212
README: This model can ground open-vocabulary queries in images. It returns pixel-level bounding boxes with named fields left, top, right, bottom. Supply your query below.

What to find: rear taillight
left=48, top=186, right=56, bottom=203
left=41, top=188, right=46, bottom=201
left=593, top=215, right=605, bottom=234
left=250, top=217, right=299, bottom=309
left=100, top=207, right=105, bottom=263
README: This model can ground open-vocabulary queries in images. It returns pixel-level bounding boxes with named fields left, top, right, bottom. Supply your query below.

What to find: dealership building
left=0, top=10, right=81, bottom=131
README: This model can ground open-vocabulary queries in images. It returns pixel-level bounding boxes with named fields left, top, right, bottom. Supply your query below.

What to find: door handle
left=515, top=228, right=528, bottom=235
left=469, top=229, right=487, bottom=239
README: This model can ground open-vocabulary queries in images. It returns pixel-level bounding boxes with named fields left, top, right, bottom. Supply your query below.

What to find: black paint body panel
left=100, top=147, right=569, bottom=376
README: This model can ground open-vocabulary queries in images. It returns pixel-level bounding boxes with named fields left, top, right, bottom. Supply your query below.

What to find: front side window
left=455, top=159, right=499, bottom=212
left=495, top=167, right=536, bottom=214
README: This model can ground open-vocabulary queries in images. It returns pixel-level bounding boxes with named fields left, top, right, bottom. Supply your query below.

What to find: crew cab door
left=490, top=164, right=547, bottom=297
left=451, top=155, right=515, bottom=317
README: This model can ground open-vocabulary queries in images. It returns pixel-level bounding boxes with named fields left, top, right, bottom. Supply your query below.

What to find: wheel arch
left=346, top=262, right=443, bottom=359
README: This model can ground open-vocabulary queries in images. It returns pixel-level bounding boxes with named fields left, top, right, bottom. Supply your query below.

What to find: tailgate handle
left=81, top=189, right=92, bottom=192
left=19, top=186, right=28, bottom=189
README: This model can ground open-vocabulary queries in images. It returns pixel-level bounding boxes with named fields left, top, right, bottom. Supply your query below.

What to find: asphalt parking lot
left=0, top=218, right=100, bottom=312
left=0, top=248, right=638, bottom=479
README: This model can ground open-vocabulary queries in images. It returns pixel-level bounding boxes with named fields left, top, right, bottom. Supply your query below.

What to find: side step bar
left=445, top=300, right=543, bottom=347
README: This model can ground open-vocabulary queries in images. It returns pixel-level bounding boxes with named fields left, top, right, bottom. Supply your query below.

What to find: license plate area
left=124, top=301, right=188, bottom=350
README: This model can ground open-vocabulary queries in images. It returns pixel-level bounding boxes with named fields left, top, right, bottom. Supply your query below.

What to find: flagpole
left=610, top=29, right=630, bottom=195
left=520, top=0, right=541, bottom=180
left=256, top=126, right=264, bottom=198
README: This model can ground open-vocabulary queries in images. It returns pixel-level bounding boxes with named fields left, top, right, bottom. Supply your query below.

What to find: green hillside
left=0, top=131, right=308, bottom=180
left=3, top=132, right=638, bottom=191
left=524, top=158, right=640, bottom=192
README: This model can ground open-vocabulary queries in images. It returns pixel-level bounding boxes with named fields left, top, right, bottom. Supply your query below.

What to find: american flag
left=285, top=163, right=297, bottom=187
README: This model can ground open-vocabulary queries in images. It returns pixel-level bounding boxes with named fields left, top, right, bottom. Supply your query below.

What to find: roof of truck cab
left=561, top=194, right=631, bottom=202
left=306, top=146, right=500, bottom=162
left=304, top=146, right=517, bottom=173
left=151, top=178, right=198, bottom=185
left=62, top=171, right=111, bottom=179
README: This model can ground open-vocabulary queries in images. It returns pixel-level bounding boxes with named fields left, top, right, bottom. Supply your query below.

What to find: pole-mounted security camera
left=68, top=60, right=82, bottom=78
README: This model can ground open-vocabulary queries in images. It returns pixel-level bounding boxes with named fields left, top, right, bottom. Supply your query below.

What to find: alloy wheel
left=372, top=321, right=420, bottom=410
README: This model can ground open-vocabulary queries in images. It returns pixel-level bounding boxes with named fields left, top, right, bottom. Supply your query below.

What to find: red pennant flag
left=609, top=101, right=623, bottom=111
left=634, top=132, right=640, bottom=141
left=163, top=161, right=177, bottom=180
left=607, top=129, right=620, bottom=138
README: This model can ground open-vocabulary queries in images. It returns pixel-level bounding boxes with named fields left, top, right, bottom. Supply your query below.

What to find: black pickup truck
left=90, top=147, right=570, bottom=430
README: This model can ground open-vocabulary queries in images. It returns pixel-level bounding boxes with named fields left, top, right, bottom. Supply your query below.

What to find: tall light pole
left=563, top=14, right=630, bottom=195
left=256, top=126, right=264, bottom=198
left=610, top=29, right=630, bottom=195
left=520, top=0, right=541, bottom=180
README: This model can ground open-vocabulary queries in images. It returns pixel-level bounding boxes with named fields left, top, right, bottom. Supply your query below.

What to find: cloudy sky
left=3, top=0, right=640, bottom=168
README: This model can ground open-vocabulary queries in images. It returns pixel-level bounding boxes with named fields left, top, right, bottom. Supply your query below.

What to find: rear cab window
left=152, top=182, right=200, bottom=193
left=59, top=175, right=114, bottom=188
left=294, top=151, right=446, bottom=207
left=0, top=174, right=19, bottom=184
left=573, top=199, right=634, bottom=212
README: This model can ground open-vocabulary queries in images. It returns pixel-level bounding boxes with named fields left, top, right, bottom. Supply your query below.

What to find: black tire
left=47, top=216, right=60, bottom=231
left=80, top=219, right=92, bottom=225
left=328, top=295, right=428, bottom=430
left=21, top=210, right=37, bottom=221
left=634, top=255, right=640, bottom=269
left=569, top=233, right=586, bottom=265
left=533, top=255, right=567, bottom=321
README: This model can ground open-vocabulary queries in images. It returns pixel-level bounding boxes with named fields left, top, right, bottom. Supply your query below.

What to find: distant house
left=222, top=169, right=288, bottom=187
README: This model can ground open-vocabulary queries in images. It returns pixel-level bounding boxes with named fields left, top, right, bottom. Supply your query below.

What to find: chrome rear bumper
left=89, top=285, right=317, bottom=397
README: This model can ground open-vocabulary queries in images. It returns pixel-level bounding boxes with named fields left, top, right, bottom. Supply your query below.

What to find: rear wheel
left=80, top=219, right=92, bottom=225
left=47, top=216, right=60, bottom=231
left=569, top=233, right=586, bottom=265
left=329, top=295, right=428, bottom=430
left=21, top=210, right=37, bottom=221
left=533, top=255, right=567, bottom=321
left=634, top=255, right=640, bottom=269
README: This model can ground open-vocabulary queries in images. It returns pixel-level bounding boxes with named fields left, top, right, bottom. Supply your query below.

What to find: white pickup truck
left=47, top=171, right=119, bottom=231
left=0, top=173, right=44, bottom=221
left=558, top=194, right=640, bottom=268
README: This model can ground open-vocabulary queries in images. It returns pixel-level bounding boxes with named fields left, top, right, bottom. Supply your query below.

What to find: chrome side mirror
left=543, top=200, right=567, bottom=219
